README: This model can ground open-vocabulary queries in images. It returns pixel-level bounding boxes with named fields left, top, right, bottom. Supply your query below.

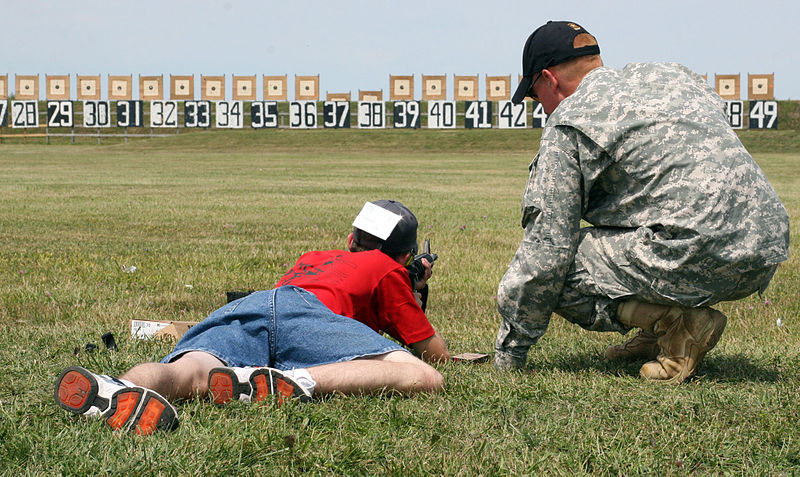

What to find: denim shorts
left=161, top=286, right=406, bottom=370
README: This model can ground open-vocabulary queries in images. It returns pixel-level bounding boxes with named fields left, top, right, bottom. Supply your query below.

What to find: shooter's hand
left=414, top=258, right=433, bottom=290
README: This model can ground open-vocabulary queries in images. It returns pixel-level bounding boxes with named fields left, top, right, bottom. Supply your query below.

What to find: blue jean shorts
left=161, top=286, right=406, bottom=370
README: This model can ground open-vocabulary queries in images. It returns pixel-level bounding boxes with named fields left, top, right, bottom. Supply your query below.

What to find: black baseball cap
left=512, top=21, right=600, bottom=104
left=352, top=200, right=418, bottom=255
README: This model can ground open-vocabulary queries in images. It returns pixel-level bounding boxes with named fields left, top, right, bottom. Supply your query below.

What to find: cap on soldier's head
left=512, top=21, right=600, bottom=104
left=352, top=200, right=418, bottom=255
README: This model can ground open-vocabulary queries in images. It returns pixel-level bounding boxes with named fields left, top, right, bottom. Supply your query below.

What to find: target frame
left=454, top=75, right=478, bottom=101
left=263, top=75, right=288, bottom=101
left=389, top=75, right=414, bottom=101
left=295, top=75, right=319, bottom=101
left=422, top=75, right=447, bottom=101
left=715, top=74, right=740, bottom=100
left=201, top=75, right=225, bottom=101
left=233, top=75, right=256, bottom=101
left=486, top=75, right=511, bottom=101
left=747, top=74, right=774, bottom=100
left=140, top=75, right=164, bottom=101
left=77, top=75, right=101, bottom=100
left=15, top=75, right=39, bottom=101
left=46, top=75, right=70, bottom=100
left=170, top=75, right=194, bottom=100
left=108, top=75, right=133, bottom=100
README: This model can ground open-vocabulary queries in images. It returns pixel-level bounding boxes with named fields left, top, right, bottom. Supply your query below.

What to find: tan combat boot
left=604, top=329, right=660, bottom=361
left=616, top=300, right=727, bottom=384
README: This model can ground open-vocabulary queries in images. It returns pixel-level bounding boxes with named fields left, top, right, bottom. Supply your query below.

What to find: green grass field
left=1, top=129, right=799, bottom=474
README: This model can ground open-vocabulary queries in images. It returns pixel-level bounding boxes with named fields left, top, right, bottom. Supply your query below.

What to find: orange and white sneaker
left=54, top=366, right=178, bottom=435
left=208, top=367, right=312, bottom=406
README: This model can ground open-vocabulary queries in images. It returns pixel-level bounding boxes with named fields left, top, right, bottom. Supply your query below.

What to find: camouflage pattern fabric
left=495, top=63, right=790, bottom=370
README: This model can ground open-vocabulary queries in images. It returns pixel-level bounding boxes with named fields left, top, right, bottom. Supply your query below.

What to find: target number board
left=184, top=101, right=211, bottom=128
left=11, top=101, right=39, bottom=128
left=47, top=101, right=74, bottom=127
left=151, top=101, right=178, bottom=127
left=116, top=101, right=143, bottom=127
left=289, top=101, right=318, bottom=128
left=749, top=100, right=778, bottom=129
left=251, top=101, right=279, bottom=128
left=393, top=101, right=420, bottom=129
left=323, top=101, right=350, bottom=128
left=427, top=101, right=456, bottom=129
left=464, top=101, right=492, bottom=129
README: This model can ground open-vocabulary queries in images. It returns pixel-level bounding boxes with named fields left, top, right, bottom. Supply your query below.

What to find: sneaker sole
left=208, top=367, right=311, bottom=406
left=106, top=388, right=179, bottom=435
left=54, top=366, right=178, bottom=434
left=54, top=366, right=107, bottom=415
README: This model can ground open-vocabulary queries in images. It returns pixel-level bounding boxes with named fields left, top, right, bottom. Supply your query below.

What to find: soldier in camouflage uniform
left=495, top=21, right=789, bottom=383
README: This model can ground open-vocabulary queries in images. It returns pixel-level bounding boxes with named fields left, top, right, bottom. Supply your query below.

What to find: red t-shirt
left=275, top=249, right=435, bottom=346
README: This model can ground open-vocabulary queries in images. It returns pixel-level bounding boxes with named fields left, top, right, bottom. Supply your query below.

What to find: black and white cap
left=352, top=200, right=418, bottom=255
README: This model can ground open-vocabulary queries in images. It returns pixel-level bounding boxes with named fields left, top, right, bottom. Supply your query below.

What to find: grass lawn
left=1, top=129, right=799, bottom=474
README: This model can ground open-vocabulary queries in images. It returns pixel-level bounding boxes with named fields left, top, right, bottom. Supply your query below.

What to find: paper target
left=116, top=100, right=143, bottom=127
left=11, top=101, right=39, bottom=127
left=0, top=75, right=7, bottom=99
left=83, top=101, right=111, bottom=127
left=422, top=75, right=446, bottom=101
left=232, top=75, right=256, bottom=101
left=251, top=101, right=279, bottom=128
left=46, top=75, right=70, bottom=100
left=202, top=76, right=225, bottom=101
left=427, top=100, right=455, bottom=128
left=486, top=75, right=510, bottom=101
left=46, top=101, right=73, bottom=127
left=464, top=101, right=492, bottom=129
left=326, top=92, right=351, bottom=102
left=263, top=75, right=287, bottom=101
left=184, top=100, right=210, bottom=128
left=108, top=75, right=132, bottom=100
left=359, top=90, right=382, bottom=102
left=295, top=75, right=319, bottom=101
left=0, top=101, right=7, bottom=127
left=749, top=100, right=778, bottom=129
left=15, top=75, right=39, bottom=100
left=170, top=75, right=194, bottom=100
left=389, top=75, right=414, bottom=101
left=140, top=76, right=163, bottom=100
left=77, top=75, right=100, bottom=100
left=715, top=74, right=740, bottom=100
left=324, top=101, right=351, bottom=128
left=392, top=101, right=420, bottom=129
left=454, top=75, right=478, bottom=101
left=747, top=74, right=774, bottom=100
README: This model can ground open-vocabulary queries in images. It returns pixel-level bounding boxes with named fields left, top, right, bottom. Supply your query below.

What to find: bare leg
left=120, top=351, right=224, bottom=400
left=307, top=350, right=444, bottom=396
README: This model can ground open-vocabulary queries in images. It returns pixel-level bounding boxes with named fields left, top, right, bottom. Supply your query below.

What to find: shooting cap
left=352, top=200, right=418, bottom=255
left=512, top=21, right=600, bottom=104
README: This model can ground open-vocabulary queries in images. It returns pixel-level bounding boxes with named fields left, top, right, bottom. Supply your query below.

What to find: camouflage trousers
left=555, top=226, right=779, bottom=334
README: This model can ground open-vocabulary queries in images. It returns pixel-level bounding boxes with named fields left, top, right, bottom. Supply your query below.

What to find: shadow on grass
left=536, top=351, right=781, bottom=383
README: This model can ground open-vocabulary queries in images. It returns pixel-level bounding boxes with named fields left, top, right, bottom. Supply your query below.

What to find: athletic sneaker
left=208, top=367, right=312, bottom=406
left=54, top=366, right=179, bottom=435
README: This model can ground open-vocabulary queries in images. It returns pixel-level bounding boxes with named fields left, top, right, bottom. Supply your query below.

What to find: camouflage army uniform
left=495, top=62, right=790, bottom=370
